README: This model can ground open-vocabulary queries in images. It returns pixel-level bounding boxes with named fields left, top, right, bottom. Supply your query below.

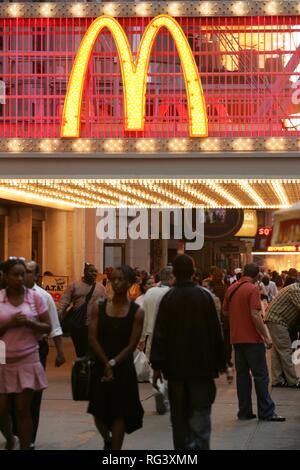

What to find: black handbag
left=62, top=283, right=96, bottom=332
left=71, top=356, right=94, bottom=401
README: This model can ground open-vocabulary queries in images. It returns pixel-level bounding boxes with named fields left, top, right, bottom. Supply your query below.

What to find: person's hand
left=10, top=312, right=29, bottom=328
left=101, top=364, right=114, bottom=382
left=152, top=369, right=163, bottom=389
left=55, top=353, right=66, bottom=367
left=263, top=336, right=273, bottom=349
left=137, top=341, right=145, bottom=351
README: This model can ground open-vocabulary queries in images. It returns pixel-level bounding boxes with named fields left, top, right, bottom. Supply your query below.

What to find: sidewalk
left=1, top=338, right=300, bottom=450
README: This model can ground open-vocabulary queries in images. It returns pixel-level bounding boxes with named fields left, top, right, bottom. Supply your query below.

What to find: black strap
left=228, top=280, right=250, bottom=302
left=84, top=283, right=96, bottom=305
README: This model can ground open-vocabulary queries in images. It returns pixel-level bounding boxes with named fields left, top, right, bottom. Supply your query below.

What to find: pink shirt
left=0, top=288, right=47, bottom=359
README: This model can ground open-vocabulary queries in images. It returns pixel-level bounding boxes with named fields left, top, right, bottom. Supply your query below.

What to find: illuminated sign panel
left=234, top=210, right=257, bottom=237
left=0, top=16, right=300, bottom=139
left=61, top=15, right=207, bottom=138
left=273, top=218, right=300, bottom=245
left=267, top=246, right=300, bottom=252
left=258, top=227, right=273, bottom=237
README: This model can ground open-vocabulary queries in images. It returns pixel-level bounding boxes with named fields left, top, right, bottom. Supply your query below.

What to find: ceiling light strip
left=204, top=181, right=242, bottom=206
left=271, top=181, right=290, bottom=207
left=238, top=180, right=266, bottom=207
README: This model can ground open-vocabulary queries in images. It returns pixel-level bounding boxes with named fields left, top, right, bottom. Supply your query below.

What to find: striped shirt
left=265, top=283, right=300, bottom=328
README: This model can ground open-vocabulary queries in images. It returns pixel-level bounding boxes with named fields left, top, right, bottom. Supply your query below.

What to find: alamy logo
left=96, top=208, right=204, bottom=251
left=0, top=340, right=6, bottom=364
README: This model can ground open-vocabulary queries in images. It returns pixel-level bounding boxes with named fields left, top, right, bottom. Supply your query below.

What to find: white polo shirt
left=32, top=283, right=63, bottom=338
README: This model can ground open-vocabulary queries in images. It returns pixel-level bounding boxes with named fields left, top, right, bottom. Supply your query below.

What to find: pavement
left=1, top=338, right=300, bottom=451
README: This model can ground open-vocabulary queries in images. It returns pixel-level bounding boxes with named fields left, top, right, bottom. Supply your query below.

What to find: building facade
left=1, top=1, right=300, bottom=279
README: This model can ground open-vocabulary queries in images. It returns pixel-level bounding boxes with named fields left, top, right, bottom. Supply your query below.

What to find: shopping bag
left=149, top=375, right=169, bottom=415
left=134, top=350, right=151, bottom=382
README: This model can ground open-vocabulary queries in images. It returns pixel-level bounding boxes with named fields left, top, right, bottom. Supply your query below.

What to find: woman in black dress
left=88, top=265, right=144, bottom=450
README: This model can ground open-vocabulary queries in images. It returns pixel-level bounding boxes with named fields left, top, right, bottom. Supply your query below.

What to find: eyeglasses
left=8, top=256, right=26, bottom=261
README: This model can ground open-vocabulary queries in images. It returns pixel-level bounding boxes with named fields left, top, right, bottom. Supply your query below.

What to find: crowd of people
left=0, top=256, right=300, bottom=450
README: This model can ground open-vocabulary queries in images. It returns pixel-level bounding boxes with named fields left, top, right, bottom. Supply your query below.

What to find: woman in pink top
left=0, top=257, right=50, bottom=450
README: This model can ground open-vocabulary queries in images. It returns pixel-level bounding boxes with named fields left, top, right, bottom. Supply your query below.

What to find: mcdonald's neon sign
left=61, top=15, right=208, bottom=138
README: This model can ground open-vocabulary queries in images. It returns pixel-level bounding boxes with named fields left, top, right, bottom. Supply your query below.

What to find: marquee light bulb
left=7, top=139, right=24, bottom=152
left=135, top=3, right=150, bottom=17
left=231, top=1, right=248, bottom=15
left=198, top=2, right=213, bottom=15
left=40, top=3, right=53, bottom=17
left=7, top=3, right=21, bottom=17
left=71, top=3, right=84, bottom=17
left=168, top=2, right=182, bottom=16
left=266, top=1, right=279, bottom=15
left=102, top=3, right=116, bottom=16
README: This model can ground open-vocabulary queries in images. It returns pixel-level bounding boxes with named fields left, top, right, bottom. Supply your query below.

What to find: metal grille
left=1, top=16, right=300, bottom=138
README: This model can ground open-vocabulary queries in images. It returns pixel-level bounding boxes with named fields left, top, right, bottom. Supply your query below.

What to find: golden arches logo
left=61, top=15, right=208, bottom=138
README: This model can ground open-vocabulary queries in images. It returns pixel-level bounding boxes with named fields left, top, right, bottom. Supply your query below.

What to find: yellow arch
left=61, top=15, right=208, bottom=138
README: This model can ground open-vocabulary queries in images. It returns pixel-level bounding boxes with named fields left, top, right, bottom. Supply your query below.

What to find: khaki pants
left=267, top=322, right=298, bottom=386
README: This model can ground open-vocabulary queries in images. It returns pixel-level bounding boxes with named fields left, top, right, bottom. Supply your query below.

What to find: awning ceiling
left=1, top=179, right=300, bottom=209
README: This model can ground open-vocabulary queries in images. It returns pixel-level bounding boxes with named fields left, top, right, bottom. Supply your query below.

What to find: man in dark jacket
left=150, top=254, right=226, bottom=450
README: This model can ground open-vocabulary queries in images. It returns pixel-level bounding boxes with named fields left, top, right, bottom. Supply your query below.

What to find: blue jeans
left=168, top=379, right=216, bottom=450
left=234, top=343, right=275, bottom=419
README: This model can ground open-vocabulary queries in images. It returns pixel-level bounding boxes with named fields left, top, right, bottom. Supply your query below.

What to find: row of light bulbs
left=5, top=137, right=300, bottom=153
left=0, top=178, right=296, bottom=208
left=4, top=1, right=293, bottom=18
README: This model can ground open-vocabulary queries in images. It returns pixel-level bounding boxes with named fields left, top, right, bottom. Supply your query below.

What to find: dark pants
left=234, top=343, right=275, bottom=419
left=223, top=328, right=233, bottom=366
left=71, top=326, right=88, bottom=358
left=168, top=378, right=216, bottom=450
left=31, top=339, right=49, bottom=443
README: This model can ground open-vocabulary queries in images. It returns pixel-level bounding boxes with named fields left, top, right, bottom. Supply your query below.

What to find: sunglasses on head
left=8, top=256, right=26, bottom=261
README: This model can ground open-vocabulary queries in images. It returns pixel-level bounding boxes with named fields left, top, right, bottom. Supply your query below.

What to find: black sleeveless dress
left=87, top=300, right=144, bottom=434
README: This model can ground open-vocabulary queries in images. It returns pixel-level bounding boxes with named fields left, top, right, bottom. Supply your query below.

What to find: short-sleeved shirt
left=32, top=283, right=62, bottom=338
left=223, top=276, right=263, bottom=344
left=265, top=283, right=300, bottom=328
left=57, top=280, right=106, bottom=325
left=0, top=288, right=47, bottom=359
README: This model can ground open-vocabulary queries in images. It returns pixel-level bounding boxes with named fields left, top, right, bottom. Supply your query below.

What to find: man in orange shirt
left=223, top=263, right=285, bottom=422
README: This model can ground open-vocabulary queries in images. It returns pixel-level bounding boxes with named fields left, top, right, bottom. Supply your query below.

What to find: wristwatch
left=108, top=359, right=116, bottom=368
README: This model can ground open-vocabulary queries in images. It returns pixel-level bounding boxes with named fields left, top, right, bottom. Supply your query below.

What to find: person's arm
left=26, top=311, right=51, bottom=335
left=249, top=286, right=271, bottom=344
left=52, top=335, right=66, bottom=367
left=45, top=293, right=66, bottom=366
left=250, top=309, right=272, bottom=345
left=56, top=283, right=74, bottom=318
left=0, top=314, right=26, bottom=336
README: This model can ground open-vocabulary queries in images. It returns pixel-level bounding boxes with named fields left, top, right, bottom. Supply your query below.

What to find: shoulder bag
left=62, top=283, right=96, bottom=333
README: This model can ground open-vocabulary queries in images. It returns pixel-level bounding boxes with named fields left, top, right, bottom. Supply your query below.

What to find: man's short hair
left=288, top=268, right=298, bottom=278
left=159, top=266, right=173, bottom=283
left=172, top=254, right=195, bottom=281
left=243, top=263, right=259, bottom=278
left=33, top=261, right=39, bottom=276
left=261, top=275, right=270, bottom=286
left=84, top=262, right=96, bottom=272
